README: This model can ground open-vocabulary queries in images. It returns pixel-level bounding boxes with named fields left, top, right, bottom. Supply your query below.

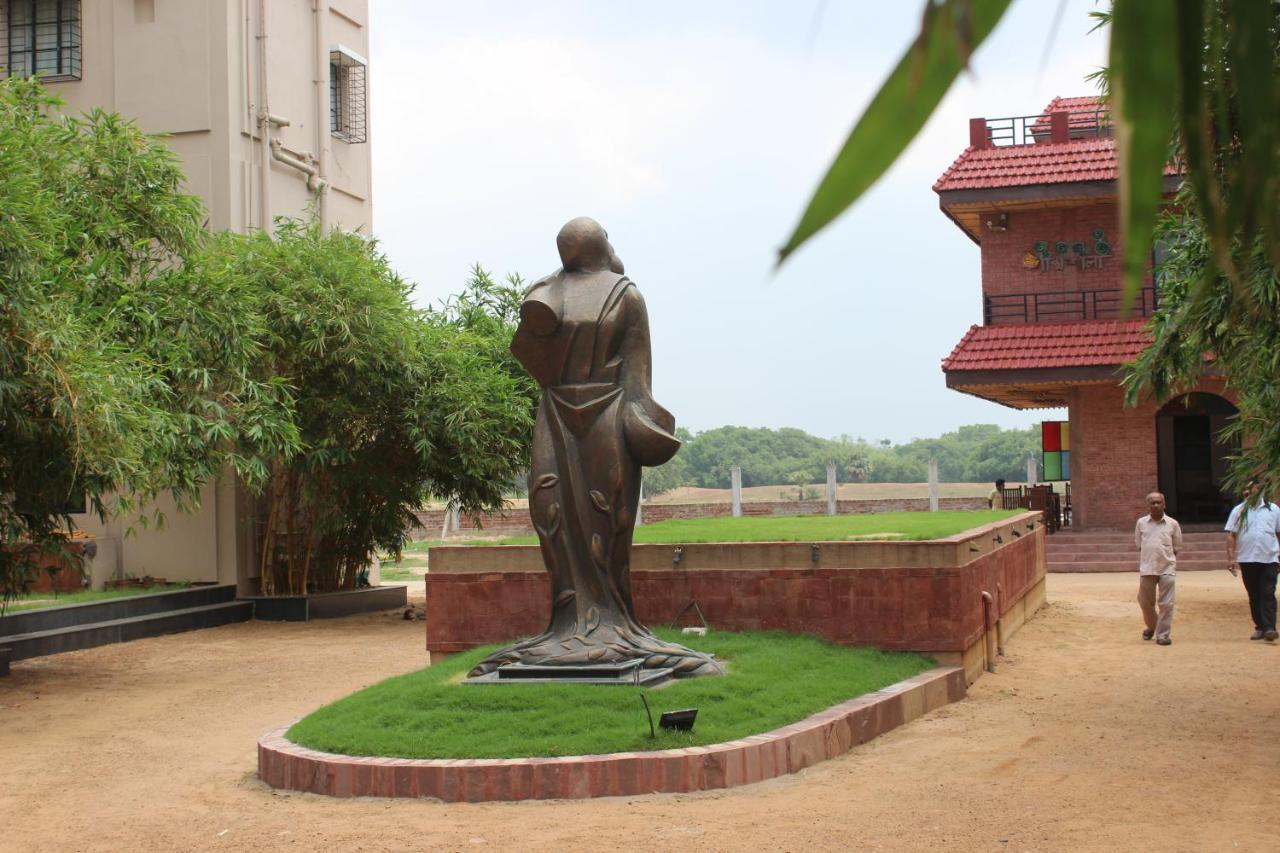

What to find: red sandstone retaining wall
left=258, top=665, right=965, bottom=802
left=414, top=496, right=989, bottom=539
left=425, top=514, right=1044, bottom=658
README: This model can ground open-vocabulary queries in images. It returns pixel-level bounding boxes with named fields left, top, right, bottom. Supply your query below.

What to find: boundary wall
left=426, top=512, right=1045, bottom=685
left=415, top=496, right=989, bottom=539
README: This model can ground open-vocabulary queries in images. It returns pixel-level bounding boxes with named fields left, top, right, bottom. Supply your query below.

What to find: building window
left=1, top=0, right=82, bottom=82
left=329, top=46, right=366, bottom=144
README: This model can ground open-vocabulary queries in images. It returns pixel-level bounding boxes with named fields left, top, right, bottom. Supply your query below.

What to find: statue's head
left=557, top=216, right=624, bottom=274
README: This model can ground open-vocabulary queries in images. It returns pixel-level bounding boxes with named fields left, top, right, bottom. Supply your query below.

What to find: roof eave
left=939, top=200, right=981, bottom=244
left=937, top=174, right=1181, bottom=208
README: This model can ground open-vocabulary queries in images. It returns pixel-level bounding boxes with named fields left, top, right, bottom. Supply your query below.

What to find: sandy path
left=2, top=573, right=1278, bottom=852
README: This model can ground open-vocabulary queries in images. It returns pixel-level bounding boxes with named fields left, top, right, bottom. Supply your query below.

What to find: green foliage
left=780, top=1, right=1280, bottom=302
left=677, top=426, right=833, bottom=488
left=176, top=225, right=537, bottom=594
left=488, top=510, right=1019, bottom=546
left=286, top=628, right=934, bottom=759
left=1127, top=194, right=1280, bottom=498
left=0, top=78, right=294, bottom=613
left=653, top=423, right=1036, bottom=490
left=1126, top=7, right=1280, bottom=499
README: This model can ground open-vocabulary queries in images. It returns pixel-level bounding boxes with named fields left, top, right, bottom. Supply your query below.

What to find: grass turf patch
left=378, top=563, right=424, bottom=582
left=468, top=510, right=1018, bottom=547
left=2, top=584, right=188, bottom=614
left=286, top=628, right=934, bottom=759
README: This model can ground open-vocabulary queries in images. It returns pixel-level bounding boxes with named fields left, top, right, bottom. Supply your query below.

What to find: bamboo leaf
left=1110, top=0, right=1178, bottom=305
left=777, top=0, right=1013, bottom=264
left=1224, top=0, right=1280, bottom=270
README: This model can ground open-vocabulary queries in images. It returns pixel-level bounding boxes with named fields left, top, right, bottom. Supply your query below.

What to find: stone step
left=1049, top=537, right=1222, bottom=549
left=1048, top=548, right=1222, bottom=560
left=1048, top=559, right=1227, bottom=573
left=1051, top=532, right=1224, bottom=544
left=0, top=600, right=253, bottom=661
left=0, top=583, right=236, bottom=637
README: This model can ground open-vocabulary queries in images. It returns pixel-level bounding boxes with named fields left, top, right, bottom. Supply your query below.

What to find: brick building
left=937, top=97, right=1234, bottom=530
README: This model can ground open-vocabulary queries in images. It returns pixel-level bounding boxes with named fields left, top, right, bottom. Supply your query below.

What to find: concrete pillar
left=440, top=502, right=456, bottom=540
left=928, top=458, right=940, bottom=512
left=826, top=462, right=837, bottom=516
left=637, top=481, right=644, bottom=526
left=731, top=465, right=743, bottom=518
left=1026, top=456, right=1038, bottom=487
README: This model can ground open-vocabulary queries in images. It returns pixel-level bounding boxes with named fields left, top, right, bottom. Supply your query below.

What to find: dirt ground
left=2, top=573, right=1278, bottom=852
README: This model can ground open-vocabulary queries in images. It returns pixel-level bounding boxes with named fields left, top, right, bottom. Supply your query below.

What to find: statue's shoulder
left=523, top=269, right=562, bottom=298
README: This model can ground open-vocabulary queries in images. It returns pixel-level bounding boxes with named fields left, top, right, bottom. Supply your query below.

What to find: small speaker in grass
left=659, top=709, right=698, bottom=732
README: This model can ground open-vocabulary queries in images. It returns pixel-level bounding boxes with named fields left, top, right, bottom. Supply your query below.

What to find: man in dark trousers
left=1225, top=481, right=1280, bottom=642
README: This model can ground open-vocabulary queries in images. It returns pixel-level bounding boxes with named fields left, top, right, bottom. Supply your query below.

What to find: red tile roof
left=941, top=320, right=1151, bottom=371
left=1040, top=95, right=1105, bottom=114
left=933, top=95, right=1178, bottom=193
left=933, top=138, right=1120, bottom=191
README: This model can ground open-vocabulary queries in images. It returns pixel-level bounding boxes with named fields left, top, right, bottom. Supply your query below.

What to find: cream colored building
left=2, top=0, right=374, bottom=591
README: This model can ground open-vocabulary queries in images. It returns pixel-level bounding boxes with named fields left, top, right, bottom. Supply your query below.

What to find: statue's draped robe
left=469, top=270, right=721, bottom=677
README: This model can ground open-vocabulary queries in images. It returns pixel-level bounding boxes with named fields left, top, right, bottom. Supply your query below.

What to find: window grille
left=329, top=46, right=367, bottom=144
left=1, top=0, right=82, bottom=82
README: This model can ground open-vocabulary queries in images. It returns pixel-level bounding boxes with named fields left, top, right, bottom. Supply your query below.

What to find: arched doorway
left=1156, top=393, right=1238, bottom=523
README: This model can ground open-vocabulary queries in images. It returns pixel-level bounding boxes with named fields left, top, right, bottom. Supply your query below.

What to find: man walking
left=1135, top=492, right=1181, bottom=646
left=1225, top=481, right=1280, bottom=642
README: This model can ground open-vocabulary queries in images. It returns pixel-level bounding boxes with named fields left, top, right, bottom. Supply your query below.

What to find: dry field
left=2, top=573, right=1276, bottom=851
left=427, top=482, right=1029, bottom=512
left=647, top=481, right=1008, bottom=504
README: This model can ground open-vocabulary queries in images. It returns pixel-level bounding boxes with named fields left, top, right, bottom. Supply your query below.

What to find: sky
left=367, top=1, right=1108, bottom=444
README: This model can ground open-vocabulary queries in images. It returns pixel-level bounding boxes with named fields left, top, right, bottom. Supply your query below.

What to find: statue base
left=465, top=658, right=675, bottom=687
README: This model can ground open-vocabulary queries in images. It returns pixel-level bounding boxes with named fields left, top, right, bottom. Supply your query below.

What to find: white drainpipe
left=256, top=0, right=271, bottom=233
left=269, top=137, right=324, bottom=192
left=313, top=0, right=330, bottom=231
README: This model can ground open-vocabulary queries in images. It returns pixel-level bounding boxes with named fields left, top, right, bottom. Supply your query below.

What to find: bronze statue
left=469, top=218, right=723, bottom=682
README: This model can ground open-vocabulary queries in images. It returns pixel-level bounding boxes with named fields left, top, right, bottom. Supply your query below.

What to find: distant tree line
left=643, top=424, right=1040, bottom=495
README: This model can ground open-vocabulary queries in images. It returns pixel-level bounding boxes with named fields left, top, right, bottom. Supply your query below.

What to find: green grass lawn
left=378, top=563, right=424, bottom=583
left=471, top=510, right=1018, bottom=547
left=2, top=583, right=188, bottom=614
left=286, top=628, right=934, bottom=759
left=399, top=539, right=443, bottom=554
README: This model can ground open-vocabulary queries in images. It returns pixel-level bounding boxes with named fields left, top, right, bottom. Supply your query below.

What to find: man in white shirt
left=1135, top=492, right=1182, bottom=646
left=1225, top=481, right=1280, bottom=642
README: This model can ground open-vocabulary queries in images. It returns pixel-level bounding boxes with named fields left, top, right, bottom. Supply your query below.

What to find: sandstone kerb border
left=257, top=665, right=965, bottom=802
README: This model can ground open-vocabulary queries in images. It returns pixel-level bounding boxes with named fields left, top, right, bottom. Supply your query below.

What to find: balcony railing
left=984, top=287, right=1157, bottom=325
left=974, top=108, right=1112, bottom=149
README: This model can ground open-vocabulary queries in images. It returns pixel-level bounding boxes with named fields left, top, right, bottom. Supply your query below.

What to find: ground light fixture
left=659, top=709, right=698, bottom=732
left=639, top=693, right=699, bottom=736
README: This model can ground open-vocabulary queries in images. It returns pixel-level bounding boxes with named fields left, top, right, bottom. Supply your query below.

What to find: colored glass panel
left=1060, top=451, right=1070, bottom=480
left=1043, top=451, right=1062, bottom=481
left=1042, top=421, right=1061, bottom=452
left=1059, top=422, right=1070, bottom=451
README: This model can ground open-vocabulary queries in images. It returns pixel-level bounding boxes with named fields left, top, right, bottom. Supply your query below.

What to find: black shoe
left=1251, top=629, right=1265, bottom=640
left=1265, top=630, right=1279, bottom=642
left=1142, top=629, right=1154, bottom=641
left=1156, top=637, right=1172, bottom=646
